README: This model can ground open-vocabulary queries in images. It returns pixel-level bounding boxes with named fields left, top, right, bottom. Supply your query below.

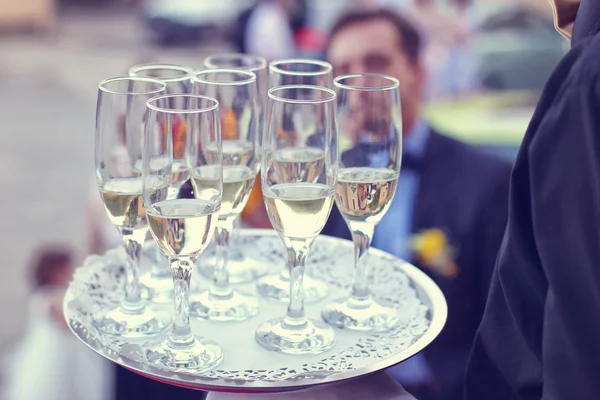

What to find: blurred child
left=5, top=245, right=113, bottom=400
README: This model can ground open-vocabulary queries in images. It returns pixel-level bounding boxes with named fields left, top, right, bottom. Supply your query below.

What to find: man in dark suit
left=322, top=9, right=511, bottom=400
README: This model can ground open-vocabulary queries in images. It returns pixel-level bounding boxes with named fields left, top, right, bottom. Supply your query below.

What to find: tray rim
left=64, top=229, right=448, bottom=393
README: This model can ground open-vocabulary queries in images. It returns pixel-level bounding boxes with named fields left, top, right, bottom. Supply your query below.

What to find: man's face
left=327, top=19, right=423, bottom=133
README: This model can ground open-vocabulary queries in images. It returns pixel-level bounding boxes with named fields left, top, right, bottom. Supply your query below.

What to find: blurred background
left=0, top=0, right=565, bottom=397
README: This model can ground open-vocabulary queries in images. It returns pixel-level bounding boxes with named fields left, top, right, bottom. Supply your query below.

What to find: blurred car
left=426, top=90, right=539, bottom=162
left=142, top=0, right=255, bottom=45
left=471, top=4, right=568, bottom=92
left=422, top=4, right=566, bottom=162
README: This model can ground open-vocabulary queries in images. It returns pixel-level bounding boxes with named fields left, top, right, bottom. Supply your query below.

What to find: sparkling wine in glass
left=200, top=53, right=269, bottom=284
left=256, top=59, right=334, bottom=303
left=321, top=73, right=402, bottom=332
left=93, top=76, right=169, bottom=338
left=187, top=69, right=260, bottom=321
left=142, top=94, right=223, bottom=370
left=129, top=63, right=194, bottom=304
left=255, top=85, right=338, bottom=355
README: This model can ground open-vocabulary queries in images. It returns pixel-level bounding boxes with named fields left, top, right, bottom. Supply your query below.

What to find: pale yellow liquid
left=146, top=199, right=220, bottom=257
left=263, top=183, right=334, bottom=239
left=99, top=177, right=146, bottom=229
left=191, top=165, right=256, bottom=218
left=335, top=167, right=398, bottom=224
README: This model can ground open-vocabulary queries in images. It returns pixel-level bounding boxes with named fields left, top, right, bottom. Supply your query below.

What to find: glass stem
left=283, top=238, right=312, bottom=329
left=350, top=223, right=375, bottom=301
left=121, top=228, right=146, bottom=312
left=210, top=217, right=235, bottom=298
left=168, top=257, right=195, bottom=346
left=229, top=215, right=243, bottom=261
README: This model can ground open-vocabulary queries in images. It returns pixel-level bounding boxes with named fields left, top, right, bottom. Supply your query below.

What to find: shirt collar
left=403, top=119, right=429, bottom=158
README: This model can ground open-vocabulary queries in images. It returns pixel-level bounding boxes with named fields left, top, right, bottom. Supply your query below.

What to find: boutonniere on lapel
left=408, top=228, right=459, bottom=278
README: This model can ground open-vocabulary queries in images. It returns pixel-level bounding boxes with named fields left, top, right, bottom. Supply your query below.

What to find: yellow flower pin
left=409, top=228, right=459, bottom=278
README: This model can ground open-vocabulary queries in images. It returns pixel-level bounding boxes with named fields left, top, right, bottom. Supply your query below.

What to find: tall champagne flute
left=256, top=59, right=334, bottom=303
left=142, top=94, right=223, bottom=370
left=201, top=53, right=269, bottom=284
left=129, top=63, right=194, bottom=197
left=204, top=53, right=268, bottom=107
left=321, top=74, right=402, bottom=332
left=188, top=69, right=260, bottom=321
left=269, top=59, right=333, bottom=88
left=255, top=85, right=338, bottom=354
left=93, top=76, right=169, bottom=338
left=129, top=63, right=194, bottom=304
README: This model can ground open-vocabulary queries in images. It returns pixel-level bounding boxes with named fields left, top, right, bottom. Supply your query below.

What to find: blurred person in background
left=243, top=0, right=299, bottom=60
left=443, top=0, right=480, bottom=97
left=404, top=0, right=478, bottom=99
left=289, top=0, right=309, bottom=34
left=5, top=246, right=113, bottom=400
left=321, top=8, right=511, bottom=400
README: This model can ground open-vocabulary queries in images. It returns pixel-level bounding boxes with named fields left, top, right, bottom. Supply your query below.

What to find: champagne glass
left=129, top=63, right=192, bottom=94
left=256, top=59, right=333, bottom=303
left=201, top=53, right=269, bottom=284
left=142, top=94, right=223, bottom=370
left=204, top=53, right=268, bottom=107
left=93, top=76, right=169, bottom=338
left=268, top=59, right=333, bottom=88
left=321, top=73, right=402, bottom=332
left=129, top=63, right=194, bottom=304
left=255, top=85, right=338, bottom=354
left=188, top=69, right=260, bottom=321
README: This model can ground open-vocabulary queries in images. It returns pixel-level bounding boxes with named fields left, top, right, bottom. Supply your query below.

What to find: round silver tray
left=64, top=229, right=447, bottom=393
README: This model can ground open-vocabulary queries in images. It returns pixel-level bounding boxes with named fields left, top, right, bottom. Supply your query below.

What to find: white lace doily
left=64, top=229, right=446, bottom=392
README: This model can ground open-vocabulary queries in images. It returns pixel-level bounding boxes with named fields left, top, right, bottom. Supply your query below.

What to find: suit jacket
left=465, top=11, right=600, bottom=400
left=322, top=129, right=512, bottom=400
left=115, top=366, right=207, bottom=400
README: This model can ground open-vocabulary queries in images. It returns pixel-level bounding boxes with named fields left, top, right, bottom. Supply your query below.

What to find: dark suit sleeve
left=465, top=71, right=600, bottom=399
left=475, top=163, right=511, bottom=303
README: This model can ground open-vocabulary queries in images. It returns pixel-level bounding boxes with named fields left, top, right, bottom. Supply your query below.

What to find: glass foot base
left=93, top=304, right=169, bottom=339
left=257, top=273, right=327, bottom=303
left=199, top=254, right=269, bottom=284
left=255, top=317, right=335, bottom=355
left=321, top=297, right=399, bottom=332
left=145, top=335, right=223, bottom=371
left=190, top=290, right=259, bottom=321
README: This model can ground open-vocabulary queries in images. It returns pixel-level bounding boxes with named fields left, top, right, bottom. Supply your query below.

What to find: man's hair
left=30, top=246, right=73, bottom=289
left=328, top=8, right=422, bottom=64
